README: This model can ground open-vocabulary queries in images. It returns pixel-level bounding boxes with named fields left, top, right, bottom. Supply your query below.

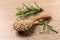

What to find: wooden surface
left=0, top=0, right=60, bottom=40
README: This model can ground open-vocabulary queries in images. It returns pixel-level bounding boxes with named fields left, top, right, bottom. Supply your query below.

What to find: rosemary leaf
left=50, top=28, right=58, bottom=33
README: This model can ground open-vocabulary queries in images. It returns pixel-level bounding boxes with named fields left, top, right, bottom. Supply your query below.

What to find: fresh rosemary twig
left=16, top=2, right=43, bottom=18
left=38, top=18, right=58, bottom=33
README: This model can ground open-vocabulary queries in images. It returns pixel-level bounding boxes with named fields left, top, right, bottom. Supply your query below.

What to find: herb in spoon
left=13, top=13, right=51, bottom=32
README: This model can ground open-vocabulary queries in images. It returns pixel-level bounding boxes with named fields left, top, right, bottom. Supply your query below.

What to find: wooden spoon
left=13, top=13, right=51, bottom=32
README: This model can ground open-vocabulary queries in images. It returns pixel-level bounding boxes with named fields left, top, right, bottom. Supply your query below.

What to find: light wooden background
left=0, top=0, right=60, bottom=40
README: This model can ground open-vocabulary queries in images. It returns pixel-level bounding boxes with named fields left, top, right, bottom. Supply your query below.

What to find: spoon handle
left=31, top=13, right=51, bottom=22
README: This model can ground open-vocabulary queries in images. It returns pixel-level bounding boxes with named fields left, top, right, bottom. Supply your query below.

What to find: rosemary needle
left=47, top=25, right=58, bottom=33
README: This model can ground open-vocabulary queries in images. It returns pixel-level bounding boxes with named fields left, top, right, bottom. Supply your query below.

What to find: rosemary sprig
left=16, top=2, right=43, bottom=18
left=38, top=18, right=58, bottom=33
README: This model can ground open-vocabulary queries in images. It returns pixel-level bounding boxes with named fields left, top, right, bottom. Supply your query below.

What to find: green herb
left=38, top=18, right=58, bottom=33
left=16, top=2, right=43, bottom=18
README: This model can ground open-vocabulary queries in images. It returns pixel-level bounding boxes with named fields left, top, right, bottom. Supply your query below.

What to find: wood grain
left=0, top=0, right=60, bottom=40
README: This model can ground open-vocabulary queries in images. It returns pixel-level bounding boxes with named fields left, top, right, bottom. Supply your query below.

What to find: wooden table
left=0, top=0, right=60, bottom=40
